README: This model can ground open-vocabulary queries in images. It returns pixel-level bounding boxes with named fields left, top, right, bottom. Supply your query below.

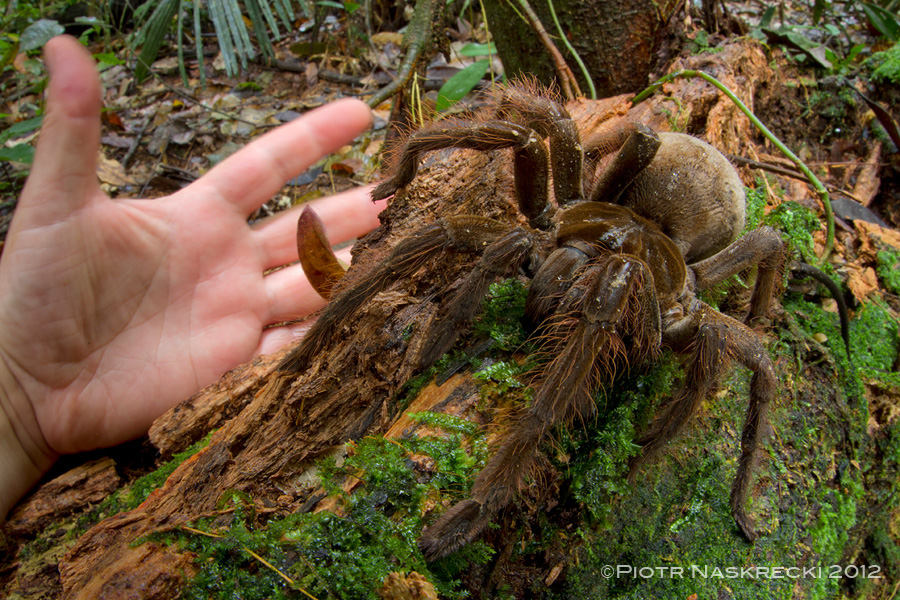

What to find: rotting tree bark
left=5, top=40, right=898, bottom=599
left=482, top=0, right=681, bottom=98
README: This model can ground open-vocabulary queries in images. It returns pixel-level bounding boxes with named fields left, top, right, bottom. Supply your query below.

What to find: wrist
left=0, top=354, right=57, bottom=521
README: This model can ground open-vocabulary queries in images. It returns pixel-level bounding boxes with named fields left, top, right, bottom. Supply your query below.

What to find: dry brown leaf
left=97, top=153, right=140, bottom=188
left=855, top=220, right=900, bottom=264
left=845, top=263, right=879, bottom=301
left=853, top=142, right=882, bottom=207
left=371, top=31, right=404, bottom=46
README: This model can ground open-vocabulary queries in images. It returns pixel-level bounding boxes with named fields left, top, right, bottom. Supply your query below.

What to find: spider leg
left=419, top=255, right=662, bottom=560
left=372, top=120, right=555, bottom=228
left=689, top=226, right=784, bottom=323
left=523, top=244, right=591, bottom=330
left=495, top=85, right=583, bottom=207
left=632, top=308, right=776, bottom=540
left=419, top=228, right=533, bottom=368
left=588, top=122, right=661, bottom=204
left=278, top=215, right=512, bottom=373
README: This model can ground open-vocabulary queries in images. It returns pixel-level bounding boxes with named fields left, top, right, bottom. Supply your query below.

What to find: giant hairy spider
left=283, top=85, right=784, bottom=561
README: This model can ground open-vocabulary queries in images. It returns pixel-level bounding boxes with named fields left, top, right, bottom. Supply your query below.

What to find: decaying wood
left=148, top=345, right=291, bottom=459
left=9, top=41, right=781, bottom=598
left=6, top=458, right=120, bottom=539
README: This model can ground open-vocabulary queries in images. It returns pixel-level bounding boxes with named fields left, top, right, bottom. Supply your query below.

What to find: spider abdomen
left=619, top=132, right=745, bottom=263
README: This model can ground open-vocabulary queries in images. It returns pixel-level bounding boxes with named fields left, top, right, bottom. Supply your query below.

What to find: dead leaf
left=306, top=61, right=318, bottom=88
left=855, top=220, right=900, bottom=263
left=371, top=31, right=404, bottom=46
left=845, top=263, right=879, bottom=301
left=12, top=53, right=27, bottom=74
left=151, top=55, right=180, bottom=74
left=101, top=132, right=134, bottom=150
left=102, top=110, right=126, bottom=130
left=328, top=161, right=358, bottom=177
left=852, top=142, right=882, bottom=207
left=97, top=153, right=140, bottom=188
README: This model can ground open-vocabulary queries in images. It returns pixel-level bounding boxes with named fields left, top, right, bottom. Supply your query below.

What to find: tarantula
left=283, top=85, right=784, bottom=561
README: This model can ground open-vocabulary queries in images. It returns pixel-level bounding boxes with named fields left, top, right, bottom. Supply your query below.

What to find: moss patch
left=157, top=415, right=489, bottom=600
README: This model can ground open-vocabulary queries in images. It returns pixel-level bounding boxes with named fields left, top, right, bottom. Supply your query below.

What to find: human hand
left=0, top=35, right=382, bottom=518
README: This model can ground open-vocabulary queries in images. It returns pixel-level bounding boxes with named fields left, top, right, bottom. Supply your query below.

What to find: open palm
left=0, top=34, right=381, bottom=485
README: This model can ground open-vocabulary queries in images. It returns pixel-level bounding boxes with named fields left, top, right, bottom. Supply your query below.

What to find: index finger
left=191, top=98, right=373, bottom=215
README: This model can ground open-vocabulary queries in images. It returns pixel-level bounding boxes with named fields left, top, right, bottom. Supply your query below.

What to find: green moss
left=868, top=42, right=900, bottom=84
left=785, top=295, right=899, bottom=392
left=764, top=200, right=821, bottom=264
left=554, top=280, right=900, bottom=598
left=19, top=433, right=212, bottom=562
left=744, top=184, right=767, bottom=233
left=564, top=356, right=680, bottom=525
left=471, top=278, right=529, bottom=352
left=474, top=358, right=531, bottom=400
left=876, top=249, right=900, bottom=295
left=562, top=355, right=861, bottom=600
left=163, top=415, right=489, bottom=600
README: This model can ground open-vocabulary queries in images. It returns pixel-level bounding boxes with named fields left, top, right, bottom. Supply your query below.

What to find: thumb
left=19, top=35, right=102, bottom=217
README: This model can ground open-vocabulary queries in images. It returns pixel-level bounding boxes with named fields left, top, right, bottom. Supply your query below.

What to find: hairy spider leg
left=418, top=227, right=534, bottom=368
left=371, top=120, right=554, bottom=228
left=588, top=122, right=661, bottom=204
left=278, top=215, right=511, bottom=374
left=523, top=244, right=590, bottom=330
left=689, top=226, right=785, bottom=323
left=631, top=309, right=776, bottom=540
left=494, top=84, right=584, bottom=207
left=419, top=255, right=662, bottom=560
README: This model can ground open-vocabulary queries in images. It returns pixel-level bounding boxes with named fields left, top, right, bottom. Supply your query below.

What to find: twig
left=121, top=116, right=150, bottom=171
left=633, top=69, right=836, bottom=264
left=257, top=56, right=367, bottom=87
left=0, top=81, right=43, bottom=106
left=728, top=154, right=868, bottom=205
left=544, top=0, right=595, bottom=98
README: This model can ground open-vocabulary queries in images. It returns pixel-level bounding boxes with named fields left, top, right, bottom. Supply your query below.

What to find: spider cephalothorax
left=284, top=84, right=784, bottom=561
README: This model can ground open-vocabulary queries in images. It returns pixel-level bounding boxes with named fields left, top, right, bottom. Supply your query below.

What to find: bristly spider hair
left=284, top=81, right=785, bottom=561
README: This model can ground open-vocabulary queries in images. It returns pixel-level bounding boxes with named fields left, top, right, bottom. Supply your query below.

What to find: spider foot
left=732, top=504, right=759, bottom=541
left=418, top=499, right=494, bottom=561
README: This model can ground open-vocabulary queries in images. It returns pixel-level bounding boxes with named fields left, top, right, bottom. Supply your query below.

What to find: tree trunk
left=483, top=0, right=681, bottom=98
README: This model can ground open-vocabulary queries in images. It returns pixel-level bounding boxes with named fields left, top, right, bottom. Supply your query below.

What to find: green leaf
left=134, top=0, right=181, bottom=83
left=812, top=0, right=827, bottom=24
left=0, top=116, right=43, bottom=142
left=458, top=42, right=496, bottom=57
left=207, top=0, right=238, bottom=76
left=861, top=2, right=900, bottom=41
left=94, top=52, right=125, bottom=68
left=762, top=27, right=833, bottom=68
left=436, top=59, right=490, bottom=112
left=0, top=144, right=36, bottom=164
left=759, top=5, right=776, bottom=28
left=19, top=19, right=65, bottom=52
